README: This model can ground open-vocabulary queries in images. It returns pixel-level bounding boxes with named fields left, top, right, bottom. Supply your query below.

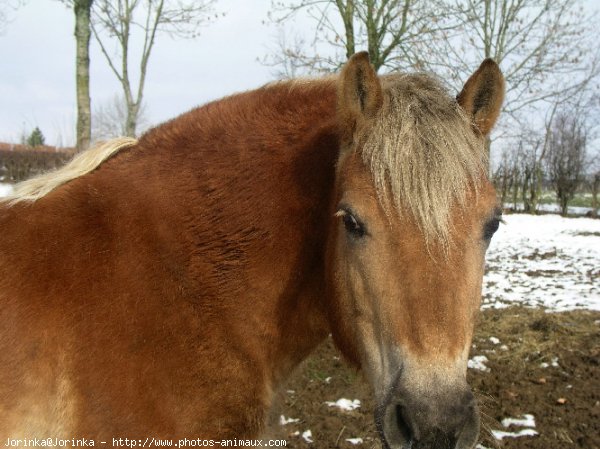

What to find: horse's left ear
left=457, top=59, right=505, bottom=136
left=338, top=52, right=383, bottom=141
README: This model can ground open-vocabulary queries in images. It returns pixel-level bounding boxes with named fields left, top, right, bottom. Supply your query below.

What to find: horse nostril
left=395, top=405, right=414, bottom=444
left=378, top=402, right=416, bottom=448
left=378, top=390, right=479, bottom=449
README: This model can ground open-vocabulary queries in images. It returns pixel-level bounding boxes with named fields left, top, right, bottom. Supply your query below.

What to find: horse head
left=327, top=52, right=504, bottom=449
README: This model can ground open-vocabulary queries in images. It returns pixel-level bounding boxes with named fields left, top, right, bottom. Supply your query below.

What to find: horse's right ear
left=337, top=52, right=383, bottom=141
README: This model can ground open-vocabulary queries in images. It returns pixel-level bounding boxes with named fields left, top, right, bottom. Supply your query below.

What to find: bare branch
left=264, top=0, right=458, bottom=74
left=0, top=0, right=24, bottom=34
left=91, top=0, right=219, bottom=137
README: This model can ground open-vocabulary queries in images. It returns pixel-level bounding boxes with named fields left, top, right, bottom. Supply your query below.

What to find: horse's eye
left=339, top=211, right=366, bottom=238
left=483, top=217, right=501, bottom=240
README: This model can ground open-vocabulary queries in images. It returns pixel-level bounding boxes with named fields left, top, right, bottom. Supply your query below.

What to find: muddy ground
left=268, top=307, right=600, bottom=449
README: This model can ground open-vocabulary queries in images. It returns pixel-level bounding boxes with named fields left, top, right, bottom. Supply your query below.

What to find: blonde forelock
left=358, top=73, right=486, bottom=245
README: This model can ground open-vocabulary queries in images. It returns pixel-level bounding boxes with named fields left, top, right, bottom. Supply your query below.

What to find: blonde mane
left=360, top=73, right=486, bottom=244
left=4, top=137, right=137, bottom=205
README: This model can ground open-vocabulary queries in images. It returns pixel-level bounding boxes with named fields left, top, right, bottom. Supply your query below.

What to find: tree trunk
left=511, top=181, right=519, bottom=211
left=561, top=201, right=568, bottom=216
left=341, top=0, right=355, bottom=61
left=522, top=168, right=531, bottom=213
left=499, top=170, right=509, bottom=205
left=529, top=167, right=542, bottom=214
left=591, top=174, right=599, bottom=218
left=125, top=102, right=139, bottom=137
left=558, top=191, right=569, bottom=216
left=74, top=0, right=93, bottom=152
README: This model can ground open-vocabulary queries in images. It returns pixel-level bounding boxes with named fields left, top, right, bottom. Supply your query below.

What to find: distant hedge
left=0, top=149, right=71, bottom=184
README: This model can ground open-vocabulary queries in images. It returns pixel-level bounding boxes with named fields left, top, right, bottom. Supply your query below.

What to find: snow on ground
left=490, top=414, right=538, bottom=441
left=0, top=183, right=13, bottom=197
left=501, top=414, right=536, bottom=428
left=488, top=336, right=500, bottom=345
left=301, top=430, right=313, bottom=443
left=325, top=398, right=361, bottom=411
left=483, top=214, right=600, bottom=311
left=491, top=428, right=539, bottom=440
left=279, top=415, right=300, bottom=425
left=467, top=355, right=490, bottom=372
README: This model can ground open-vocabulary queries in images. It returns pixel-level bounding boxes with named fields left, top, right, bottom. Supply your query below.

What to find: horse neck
left=138, top=80, right=342, bottom=384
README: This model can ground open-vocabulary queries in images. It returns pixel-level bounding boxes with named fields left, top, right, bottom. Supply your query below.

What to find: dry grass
left=474, top=306, right=599, bottom=368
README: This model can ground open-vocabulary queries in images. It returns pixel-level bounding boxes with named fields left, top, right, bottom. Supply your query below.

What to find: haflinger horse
left=0, top=52, right=504, bottom=448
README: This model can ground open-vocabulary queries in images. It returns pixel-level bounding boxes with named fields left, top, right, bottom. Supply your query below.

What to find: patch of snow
left=324, top=376, right=332, bottom=383
left=491, top=429, right=538, bottom=440
left=301, top=430, right=313, bottom=443
left=500, top=344, right=509, bottom=351
left=483, top=214, right=600, bottom=312
left=540, top=357, right=559, bottom=369
left=468, top=355, right=490, bottom=372
left=0, top=183, right=13, bottom=197
left=489, top=336, right=500, bottom=345
left=345, top=438, right=363, bottom=445
left=502, top=414, right=536, bottom=428
left=279, top=415, right=300, bottom=425
left=325, top=398, right=361, bottom=411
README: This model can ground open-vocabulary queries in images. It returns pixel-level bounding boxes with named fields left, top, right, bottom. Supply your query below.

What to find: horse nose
left=377, top=389, right=479, bottom=449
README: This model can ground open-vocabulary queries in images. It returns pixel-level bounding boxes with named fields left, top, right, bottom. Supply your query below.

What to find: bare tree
left=267, top=0, right=600, bottom=178
left=264, top=0, right=454, bottom=75
left=590, top=170, right=599, bottom=218
left=492, top=147, right=516, bottom=206
left=587, top=155, right=600, bottom=218
left=584, top=108, right=600, bottom=217
left=419, top=0, right=600, bottom=172
left=91, top=0, right=218, bottom=137
left=509, top=101, right=562, bottom=213
left=57, top=0, right=93, bottom=151
left=92, top=94, right=149, bottom=141
left=516, top=136, right=542, bottom=213
left=74, top=0, right=93, bottom=152
left=434, top=0, right=600, bottom=125
left=546, top=111, right=587, bottom=216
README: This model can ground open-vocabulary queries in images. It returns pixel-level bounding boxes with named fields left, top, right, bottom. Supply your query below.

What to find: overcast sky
left=2, top=0, right=598, bottom=150
left=0, top=0, right=284, bottom=146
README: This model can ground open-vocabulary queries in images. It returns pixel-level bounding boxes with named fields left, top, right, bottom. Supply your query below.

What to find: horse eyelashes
left=335, top=208, right=367, bottom=239
left=344, top=214, right=364, bottom=237
left=483, top=217, right=501, bottom=240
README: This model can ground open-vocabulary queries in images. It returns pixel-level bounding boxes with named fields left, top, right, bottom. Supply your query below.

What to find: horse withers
left=0, top=52, right=503, bottom=449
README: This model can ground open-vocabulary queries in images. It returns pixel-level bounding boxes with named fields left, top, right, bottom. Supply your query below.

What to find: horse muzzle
left=376, top=386, right=480, bottom=449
